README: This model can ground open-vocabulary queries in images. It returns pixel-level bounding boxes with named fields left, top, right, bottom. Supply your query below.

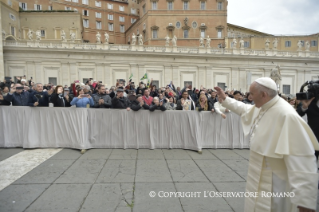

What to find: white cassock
left=214, top=101, right=228, bottom=115
left=222, top=95, right=319, bottom=212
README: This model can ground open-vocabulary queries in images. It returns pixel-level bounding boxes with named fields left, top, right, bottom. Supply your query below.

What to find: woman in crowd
left=50, top=85, right=70, bottom=107
left=243, top=92, right=254, bottom=105
left=196, top=94, right=214, bottom=112
left=70, top=88, right=94, bottom=108
left=150, top=97, right=166, bottom=111
left=288, top=98, right=298, bottom=110
left=165, top=96, right=177, bottom=110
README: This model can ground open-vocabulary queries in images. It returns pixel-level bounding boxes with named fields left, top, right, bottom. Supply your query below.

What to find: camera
left=296, top=80, right=319, bottom=100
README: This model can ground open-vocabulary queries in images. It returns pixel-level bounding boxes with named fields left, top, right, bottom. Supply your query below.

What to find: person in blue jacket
left=70, top=88, right=94, bottom=108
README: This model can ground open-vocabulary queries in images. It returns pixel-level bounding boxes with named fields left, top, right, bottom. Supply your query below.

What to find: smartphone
left=16, top=86, right=24, bottom=90
left=80, top=94, right=89, bottom=97
left=63, top=91, right=68, bottom=96
left=47, top=86, right=52, bottom=90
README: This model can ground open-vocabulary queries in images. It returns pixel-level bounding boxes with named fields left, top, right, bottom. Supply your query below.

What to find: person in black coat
left=176, top=91, right=196, bottom=110
left=149, top=97, right=166, bottom=111
left=28, top=83, right=53, bottom=107
left=111, top=87, right=131, bottom=110
left=4, top=84, right=29, bottom=106
left=131, top=95, right=150, bottom=111
left=50, top=85, right=71, bottom=107
left=196, top=94, right=214, bottom=112
left=297, top=97, right=319, bottom=159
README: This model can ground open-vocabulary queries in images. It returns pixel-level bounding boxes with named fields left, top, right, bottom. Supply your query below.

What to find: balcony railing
left=3, top=40, right=319, bottom=58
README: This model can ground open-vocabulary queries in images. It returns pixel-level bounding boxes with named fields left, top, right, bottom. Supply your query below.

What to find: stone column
left=138, top=65, right=145, bottom=83
left=198, top=66, right=206, bottom=88
left=296, top=69, right=305, bottom=92
left=26, top=62, right=36, bottom=81
left=230, top=67, right=239, bottom=91
left=34, top=62, right=43, bottom=84
left=164, top=65, right=173, bottom=85
left=172, top=66, right=179, bottom=86
left=69, top=63, right=77, bottom=84
left=238, top=68, right=247, bottom=92
left=60, top=63, right=69, bottom=86
left=104, top=63, right=112, bottom=87
left=130, top=63, right=139, bottom=85
left=0, top=3, right=4, bottom=80
left=96, top=63, right=104, bottom=83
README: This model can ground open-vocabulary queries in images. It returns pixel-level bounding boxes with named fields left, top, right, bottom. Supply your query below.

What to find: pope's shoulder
left=271, top=97, right=301, bottom=119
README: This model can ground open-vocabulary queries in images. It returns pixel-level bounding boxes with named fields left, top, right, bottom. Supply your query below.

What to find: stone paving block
left=0, top=148, right=24, bottom=161
left=194, top=160, right=244, bottom=182
left=78, top=149, right=113, bottom=160
left=209, top=149, right=245, bottom=160
left=135, top=160, right=172, bottom=182
left=55, top=159, right=106, bottom=184
left=167, top=160, right=209, bottom=183
left=25, top=184, right=91, bottom=212
left=137, top=149, right=165, bottom=160
left=186, top=149, right=218, bottom=160
left=233, top=149, right=250, bottom=160
left=222, top=159, right=249, bottom=172
left=80, top=183, right=133, bottom=212
left=133, top=183, right=183, bottom=212
left=0, top=184, right=49, bottom=212
left=175, top=183, right=233, bottom=212
left=109, top=149, right=137, bottom=160
left=49, top=149, right=82, bottom=160
left=96, top=160, right=136, bottom=183
left=162, top=149, right=192, bottom=160
left=214, top=182, right=246, bottom=212
left=13, top=159, right=75, bottom=184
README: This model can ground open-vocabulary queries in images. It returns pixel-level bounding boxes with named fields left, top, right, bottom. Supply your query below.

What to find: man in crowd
left=28, top=83, right=54, bottom=107
left=131, top=94, right=150, bottom=111
left=4, top=83, right=29, bottom=106
left=142, top=89, right=153, bottom=106
left=233, top=90, right=242, bottom=101
left=215, top=77, right=318, bottom=212
left=136, top=82, right=146, bottom=96
left=176, top=91, right=195, bottom=110
left=111, top=87, right=131, bottom=110
left=93, top=85, right=112, bottom=108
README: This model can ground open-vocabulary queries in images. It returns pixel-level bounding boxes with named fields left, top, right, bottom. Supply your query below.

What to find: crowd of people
left=0, top=76, right=301, bottom=118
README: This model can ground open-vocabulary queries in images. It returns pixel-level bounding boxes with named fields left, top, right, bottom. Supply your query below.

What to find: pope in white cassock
left=214, top=77, right=319, bottom=212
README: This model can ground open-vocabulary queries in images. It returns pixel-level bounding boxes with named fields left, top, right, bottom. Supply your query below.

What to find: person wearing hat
left=215, top=77, right=319, bottom=212
left=4, top=83, right=29, bottom=106
left=111, top=87, right=131, bottom=110
left=131, top=94, right=150, bottom=111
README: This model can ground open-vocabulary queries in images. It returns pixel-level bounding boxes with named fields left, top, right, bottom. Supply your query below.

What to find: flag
left=129, top=73, right=133, bottom=80
left=140, top=73, right=148, bottom=80
left=147, top=78, right=150, bottom=88
left=168, top=81, right=173, bottom=90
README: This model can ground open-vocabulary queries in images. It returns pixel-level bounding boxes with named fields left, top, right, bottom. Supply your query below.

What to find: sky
left=227, top=0, right=319, bottom=35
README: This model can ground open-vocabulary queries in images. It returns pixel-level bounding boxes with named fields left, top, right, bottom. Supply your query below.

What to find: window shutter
left=34, top=4, right=37, bottom=10
left=19, top=2, right=22, bottom=7
left=40, top=5, right=42, bottom=10
left=87, top=10, right=89, bottom=16
left=25, top=3, right=27, bottom=10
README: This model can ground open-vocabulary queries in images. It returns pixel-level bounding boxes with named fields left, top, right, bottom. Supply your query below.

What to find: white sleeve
left=221, top=97, right=254, bottom=116
left=284, top=155, right=318, bottom=210
left=214, top=102, right=223, bottom=115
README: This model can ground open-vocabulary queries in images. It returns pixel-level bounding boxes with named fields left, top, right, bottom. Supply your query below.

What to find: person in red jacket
left=142, top=89, right=153, bottom=106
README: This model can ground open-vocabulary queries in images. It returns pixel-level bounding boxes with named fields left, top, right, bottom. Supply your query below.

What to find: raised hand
left=214, top=86, right=226, bottom=102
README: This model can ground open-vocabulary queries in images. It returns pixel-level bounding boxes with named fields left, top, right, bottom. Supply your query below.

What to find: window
left=108, top=14, right=113, bottom=20
left=283, top=85, right=291, bottom=94
left=96, top=12, right=101, bottom=18
left=34, top=4, right=42, bottom=10
left=108, top=23, right=114, bottom=31
left=95, top=1, right=101, bottom=7
left=183, top=30, right=188, bottom=38
left=48, top=6, right=52, bottom=10
left=96, top=21, right=101, bottom=29
left=168, top=2, right=173, bottom=10
left=41, top=30, right=45, bottom=37
left=119, top=6, right=124, bottom=11
left=200, top=1, right=205, bottom=10
left=8, top=0, right=12, bottom=6
left=152, top=29, right=158, bottom=38
left=83, top=10, right=89, bottom=16
left=131, top=18, right=136, bottom=23
left=200, top=29, right=205, bottom=38
left=217, top=2, right=222, bottom=10
left=131, top=8, right=136, bottom=14
left=184, top=81, right=192, bottom=87
left=11, top=26, right=15, bottom=36
left=244, top=41, right=250, bottom=48
left=74, top=8, right=78, bottom=12
left=119, top=16, right=125, bottom=22
left=65, top=0, right=70, bottom=1
left=72, top=0, right=78, bottom=2
left=49, top=78, right=57, bottom=85
left=107, top=3, right=113, bottom=9
left=183, top=1, right=188, bottom=10
left=217, top=83, right=225, bottom=91
left=19, top=2, right=27, bottom=10
left=83, top=19, right=89, bottom=28
left=65, top=7, right=71, bottom=10
left=285, top=41, right=291, bottom=47
left=311, top=40, right=317, bottom=47
left=143, top=4, right=146, bottom=14
left=120, top=25, right=125, bottom=33
left=176, top=21, right=181, bottom=28
left=218, top=29, right=222, bottom=38
left=152, top=2, right=157, bottom=10
left=82, top=0, right=88, bottom=5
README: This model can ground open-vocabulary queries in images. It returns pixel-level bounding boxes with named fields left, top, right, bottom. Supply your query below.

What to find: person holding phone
left=70, top=88, right=94, bottom=108
left=111, top=87, right=131, bottom=110
left=4, top=83, right=29, bottom=106
left=49, top=85, right=70, bottom=107
left=28, top=83, right=54, bottom=107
